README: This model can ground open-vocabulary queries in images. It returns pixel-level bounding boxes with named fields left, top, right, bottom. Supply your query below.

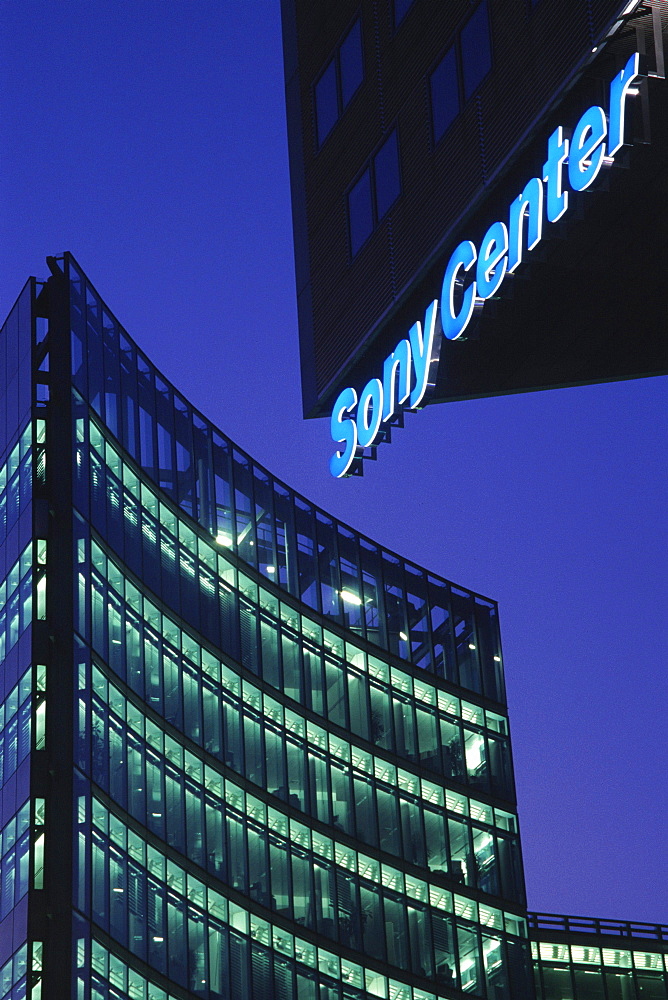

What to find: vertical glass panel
left=337, top=525, right=362, bottom=627
left=483, top=934, right=508, bottom=998
left=605, top=970, right=637, bottom=1000
left=294, top=499, right=319, bottom=611
left=253, top=466, right=275, bottom=578
left=476, top=597, right=505, bottom=702
left=461, top=0, right=492, bottom=100
left=348, top=168, right=373, bottom=256
left=360, top=538, right=384, bottom=645
left=374, top=130, right=401, bottom=220
left=431, top=46, right=459, bottom=143
left=273, top=482, right=296, bottom=594
left=315, top=60, right=338, bottom=147
left=212, top=433, right=233, bottom=548
left=448, top=818, right=474, bottom=888
left=383, top=552, right=408, bottom=657
left=458, top=924, right=482, bottom=995
left=428, top=575, right=455, bottom=681
left=433, top=912, right=457, bottom=988
left=233, top=451, right=256, bottom=567
left=384, top=894, right=409, bottom=970
left=340, top=18, right=363, bottom=107
left=452, top=588, right=481, bottom=693
left=359, top=883, right=385, bottom=962
left=317, top=514, right=340, bottom=619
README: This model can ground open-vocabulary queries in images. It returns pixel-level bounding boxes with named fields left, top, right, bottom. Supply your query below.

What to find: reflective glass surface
left=24, top=254, right=533, bottom=998
left=68, top=254, right=505, bottom=700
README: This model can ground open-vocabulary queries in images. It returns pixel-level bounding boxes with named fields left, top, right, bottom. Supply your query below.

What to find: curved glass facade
left=1, top=254, right=665, bottom=999
left=39, top=251, right=527, bottom=999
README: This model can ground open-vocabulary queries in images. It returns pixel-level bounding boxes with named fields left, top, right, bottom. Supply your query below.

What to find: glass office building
left=0, top=253, right=528, bottom=999
left=0, top=254, right=666, bottom=999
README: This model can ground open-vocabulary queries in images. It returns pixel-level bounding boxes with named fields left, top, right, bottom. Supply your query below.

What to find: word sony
left=330, top=52, right=641, bottom=478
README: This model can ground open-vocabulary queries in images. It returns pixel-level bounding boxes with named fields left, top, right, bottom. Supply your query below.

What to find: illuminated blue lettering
left=382, top=339, right=411, bottom=421
left=568, top=105, right=607, bottom=192
left=441, top=241, right=478, bottom=340
left=476, top=221, right=508, bottom=300
left=409, top=300, right=440, bottom=408
left=608, top=52, right=640, bottom=158
left=507, top=176, right=544, bottom=273
left=357, top=379, right=383, bottom=449
left=543, top=126, right=569, bottom=223
left=329, top=386, right=358, bottom=478
left=328, top=53, right=648, bottom=477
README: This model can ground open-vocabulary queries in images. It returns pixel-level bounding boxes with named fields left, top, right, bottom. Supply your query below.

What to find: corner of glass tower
left=0, top=252, right=535, bottom=999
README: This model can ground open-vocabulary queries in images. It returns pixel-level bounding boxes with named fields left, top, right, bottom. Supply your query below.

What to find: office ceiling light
left=266, top=565, right=276, bottom=573
left=399, top=631, right=408, bottom=641
left=340, top=589, right=362, bottom=605
left=215, top=533, right=233, bottom=547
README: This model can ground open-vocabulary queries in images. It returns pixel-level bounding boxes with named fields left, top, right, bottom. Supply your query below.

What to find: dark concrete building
left=281, top=0, right=667, bottom=469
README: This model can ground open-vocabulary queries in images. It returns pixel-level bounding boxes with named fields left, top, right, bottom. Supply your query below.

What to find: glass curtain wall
left=530, top=914, right=668, bottom=1000
left=0, top=279, right=41, bottom=1000
left=52, top=252, right=533, bottom=999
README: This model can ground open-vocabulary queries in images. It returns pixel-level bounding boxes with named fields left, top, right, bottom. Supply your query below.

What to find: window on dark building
left=339, top=19, right=364, bottom=106
left=430, top=1, right=492, bottom=145
left=374, top=130, right=401, bottom=220
left=315, top=17, right=364, bottom=149
left=430, top=46, right=459, bottom=143
left=394, top=0, right=415, bottom=27
left=315, top=61, right=339, bottom=147
left=348, top=169, right=374, bottom=256
left=461, top=1, right=492, bottom=100
left=348, top=128, right=401, bottom=257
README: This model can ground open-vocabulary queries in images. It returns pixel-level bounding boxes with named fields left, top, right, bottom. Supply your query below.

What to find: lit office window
left=348, top=129, right=401, bottom=257
left=461, top=1, right=492, bottom=100
left=430, top=46, right=459, bottom=143
left=394, top=0, right=415, bottom=27
left=315, top=17, right=364, bottom=148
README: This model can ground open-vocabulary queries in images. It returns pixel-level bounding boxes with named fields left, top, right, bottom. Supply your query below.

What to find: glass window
left=431, top=46, right=459, bottom=143
left=315, top=60, right=338, bottom=148
left=461, top=1, right=492, bottom=100
left=349, top=128, right=402, bottom=257
left=348, top=169, right=373, bottom=256
left=315, top=17, right=364, bottom=149
left=394, top=0, right=414, bottom=27
left=374, top=130, right=401, bottom=220
left=339, top=19, right=363, bottom=107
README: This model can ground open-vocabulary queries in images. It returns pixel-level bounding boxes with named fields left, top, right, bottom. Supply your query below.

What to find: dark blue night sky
left=2, top=2, right=666, bottom=923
